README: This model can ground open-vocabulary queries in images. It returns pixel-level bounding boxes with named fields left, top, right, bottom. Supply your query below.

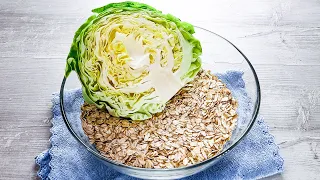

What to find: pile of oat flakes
left=81, top=70, right=238, bottom=169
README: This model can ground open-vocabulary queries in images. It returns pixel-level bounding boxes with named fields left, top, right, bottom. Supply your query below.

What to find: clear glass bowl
left=60, top=27, right=261, bottom=179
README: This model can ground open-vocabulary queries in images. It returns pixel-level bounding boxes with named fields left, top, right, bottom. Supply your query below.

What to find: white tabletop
left=0, top=0, right=319, bottom=179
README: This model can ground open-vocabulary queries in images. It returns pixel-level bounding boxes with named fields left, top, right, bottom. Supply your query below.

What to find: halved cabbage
left=66, top=1, right=202, bottom=120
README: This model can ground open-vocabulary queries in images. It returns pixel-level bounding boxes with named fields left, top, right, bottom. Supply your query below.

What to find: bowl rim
left=59, top=26, right=261, bottom=172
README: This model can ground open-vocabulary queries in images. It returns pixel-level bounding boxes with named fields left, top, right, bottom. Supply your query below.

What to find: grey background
left=0, top=0, right=319, bottom=179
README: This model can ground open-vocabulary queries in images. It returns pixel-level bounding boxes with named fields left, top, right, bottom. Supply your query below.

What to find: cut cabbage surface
left=66, top=1, right=202, bottom=120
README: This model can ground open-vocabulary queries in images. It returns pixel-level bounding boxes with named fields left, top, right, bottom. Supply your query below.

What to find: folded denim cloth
left=36, top=71, right=283, bottom=180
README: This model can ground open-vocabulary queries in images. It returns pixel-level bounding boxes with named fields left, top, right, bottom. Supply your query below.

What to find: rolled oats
left=81, top=70, right=238, bottom=169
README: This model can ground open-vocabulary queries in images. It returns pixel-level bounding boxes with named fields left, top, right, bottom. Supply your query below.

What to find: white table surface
left=0, top=0, right=319, bottom=179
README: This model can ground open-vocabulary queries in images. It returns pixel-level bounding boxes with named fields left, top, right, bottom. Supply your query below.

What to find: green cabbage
left=65, top=1, right=202, bottom=120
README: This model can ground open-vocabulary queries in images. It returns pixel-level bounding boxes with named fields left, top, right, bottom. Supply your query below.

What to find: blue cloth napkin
left=35, top=71, right=284, bottom=180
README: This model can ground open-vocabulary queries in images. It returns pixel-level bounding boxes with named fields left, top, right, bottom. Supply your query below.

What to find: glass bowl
left=60, top=26, right=261, bottom=179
